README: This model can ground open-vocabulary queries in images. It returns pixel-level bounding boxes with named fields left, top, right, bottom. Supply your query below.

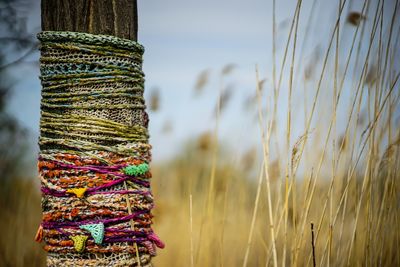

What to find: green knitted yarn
left=123, top=163, right=150, bottom=176
left=40, top=112, right=149, bottom=144
left=38, top=31, right=150, bottom=155
left=38, top=31, right=144, bottom=53
left=79, top=223, right=105, bottom=244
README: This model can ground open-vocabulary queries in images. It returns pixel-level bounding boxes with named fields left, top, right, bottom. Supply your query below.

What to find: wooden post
left=41, top=0, right=138, bottom=40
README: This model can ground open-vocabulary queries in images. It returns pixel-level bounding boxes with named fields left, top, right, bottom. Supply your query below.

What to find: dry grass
left=151, top=0, right=400, bottom=266
left=0, top=179, right=44, bottom=267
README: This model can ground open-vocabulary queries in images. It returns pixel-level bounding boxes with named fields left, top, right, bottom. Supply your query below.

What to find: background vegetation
left=0, top=0, right=399, bottom=266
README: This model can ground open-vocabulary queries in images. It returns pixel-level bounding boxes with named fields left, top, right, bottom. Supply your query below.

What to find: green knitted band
left=37, top=31, right=144, bottom=53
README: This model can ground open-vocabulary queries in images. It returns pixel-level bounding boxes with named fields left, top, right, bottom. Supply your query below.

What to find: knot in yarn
left=71, top=235, right=88, bottom=253
left=79, top=223, right=104, bottom=244
left=123, top=163, right=149, bottom=176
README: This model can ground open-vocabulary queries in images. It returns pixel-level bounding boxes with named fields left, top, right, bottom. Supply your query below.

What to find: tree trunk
left=37, top=1, right=161, bottom=266
left=41, top=0, right=138, bottom=40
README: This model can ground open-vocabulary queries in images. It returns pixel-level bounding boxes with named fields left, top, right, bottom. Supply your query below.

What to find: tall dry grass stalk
left=151, top=0, right=400, bottom=266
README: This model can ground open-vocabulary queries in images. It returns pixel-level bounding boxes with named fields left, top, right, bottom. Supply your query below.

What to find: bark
left=41, top=0, right=138, bottom=40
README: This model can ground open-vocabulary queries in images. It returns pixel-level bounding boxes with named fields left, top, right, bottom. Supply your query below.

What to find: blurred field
left=151, top=1, right=400, bottom=265
left=1, top=0, right=400, bottom=266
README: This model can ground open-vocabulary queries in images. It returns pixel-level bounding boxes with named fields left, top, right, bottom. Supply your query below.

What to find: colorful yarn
left=36, top=31, right=163, bottom=266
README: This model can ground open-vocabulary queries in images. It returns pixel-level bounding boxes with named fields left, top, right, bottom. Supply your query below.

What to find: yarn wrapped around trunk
left=35, top=31, right=164, bottom=266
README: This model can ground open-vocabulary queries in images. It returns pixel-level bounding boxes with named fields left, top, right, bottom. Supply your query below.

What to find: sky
left=5, top=0, right=400, bottom=162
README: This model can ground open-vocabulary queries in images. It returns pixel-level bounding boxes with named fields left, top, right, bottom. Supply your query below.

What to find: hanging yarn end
left=148, top=233, right=165, bottom=249
left=35, top=225, right=44, bottom=243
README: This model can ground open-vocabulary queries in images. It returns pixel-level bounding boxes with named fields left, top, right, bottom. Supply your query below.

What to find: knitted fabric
left=79, top=223, right=105, bottom=244
left=36, top=31, right=164, bottom=266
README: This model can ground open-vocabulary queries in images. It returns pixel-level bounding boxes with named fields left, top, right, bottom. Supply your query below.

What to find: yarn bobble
left=71, top=235, right=88, bottom=253
left=123, top=163, right=149, bottom=176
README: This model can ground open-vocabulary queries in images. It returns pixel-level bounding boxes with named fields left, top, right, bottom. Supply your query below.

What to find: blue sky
left=6, top=0, right=400, bottom=162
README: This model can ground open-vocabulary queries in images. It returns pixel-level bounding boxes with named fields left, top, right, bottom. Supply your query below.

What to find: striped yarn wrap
left=36, top=31, right=163, bottom=267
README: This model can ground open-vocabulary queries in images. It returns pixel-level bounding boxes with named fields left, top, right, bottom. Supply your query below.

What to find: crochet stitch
left=36, top=31, right=163, bottom=266
left=79, top=223, right=105, bottom=244
left=71, top=235, right=88, bottom=253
